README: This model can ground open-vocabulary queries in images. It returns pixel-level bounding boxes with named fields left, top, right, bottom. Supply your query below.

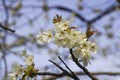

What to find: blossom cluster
left=8, top=50, right=38, bottom=80
left=36, top=15, right=97, bottom=66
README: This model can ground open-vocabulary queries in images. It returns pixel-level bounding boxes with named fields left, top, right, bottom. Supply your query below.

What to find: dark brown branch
left=36, top=72, right=65, bottom=80
left=49, top=60, right=73, bottom=78
left=50, top=6, right=87, bottom=22
left=37, top=72, right=64, bottom=76
left=0, top=23, right=15, bottom=32
left=88, top=4, right=120, bottom=23
left=75, top=71, right=120, bottom=76
left=50, top=4, right=119, bottom=24
left=58, top=56, right=79, bottom=80
left=43, top=71, right=120, bottom=80
left=117, top=0, right=120, bottom=4
left=58, top=56, right=74, bottom=74
left=69, top=49, right=98, bottom=80
left=49, top=60, right=68, bottom=72
left=49, top=60, right=79, bottom=80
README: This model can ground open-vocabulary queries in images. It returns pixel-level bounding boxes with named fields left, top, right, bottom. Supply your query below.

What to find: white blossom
left=36, top=30, right=53, bottom=44
left=8, top=73, right=17, bottom=80
left=25, top=55, right=34, bottom=65
left=19, top=49, right=27, bottom=57
left=54, top=19, right=70, bottom=31
left=89, top=42, right=98, bottom=53
left=36, top=16, right=98, bottom=66
left=12, top=62, right=22, bottom=75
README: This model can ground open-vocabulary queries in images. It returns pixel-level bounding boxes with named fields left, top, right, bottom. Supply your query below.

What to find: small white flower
left=90, top=42, right=97, bottom=53
left=82, top=50, right=91, bottom=66
left=20, top=50, right=34, bottom=65
left=8, top=73, right=17, bottom=80
left=12, top=62, right=22, bottom=75
left=54, top=29, right=76, bottom=48
left=19, top=49, right=27, bottom=57
left=73, top=48, right=91, bottom=66
left=36, top=30, right=53, bottom=44
left=54, top=19, right=70, bottom=31
left=25, top=55, right=34, bottom=65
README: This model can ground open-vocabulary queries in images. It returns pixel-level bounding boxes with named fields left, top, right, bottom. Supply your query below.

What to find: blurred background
left=0, top=0, right=120, bottom=80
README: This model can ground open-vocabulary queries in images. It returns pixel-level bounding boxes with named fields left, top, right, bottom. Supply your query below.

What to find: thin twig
left=88, top=4, right=119, bottom=23
left=37, top=72, right=64, bottom=80
left=0, top=23, right=15, bottom=32
left=49, top=60, right=72, bottom=77
left=49, top=60, right=67, bottom=72
left=58, top=56, right=79, bottom=80
left=49, top=60, right=79, bottom=80
left=37, top=72, right=64, bottom=76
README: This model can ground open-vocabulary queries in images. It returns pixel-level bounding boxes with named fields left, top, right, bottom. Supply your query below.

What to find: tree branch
left=0, top=23, right=15, bottom=32
left=43, top=71, right=120, bottom=80
left=88, top=4, right=120, bottom=23
left=1, top=0, right=9, bottom=77
left=50, top=4, right=119, bottom=24
left=69, top=49, right=98, bottom=80
left=75, top=71, right=120, bottom=76
left=50, top=6, right=87, bottom=22
left=49, top=59, right=79, bottom=80
left=58, top=56, right=79, bottom=80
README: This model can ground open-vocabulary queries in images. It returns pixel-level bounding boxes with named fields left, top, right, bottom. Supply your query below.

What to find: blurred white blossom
left=12, top=62, right=22, bottom=75
left=20, top=49, right=34, bottom=65
left=25, top=55, right=34, bottom=65
left=54, top=19, right=70, bottom=31
left=36, top=30, right=53, bottom=44
left=8, top=50, right=37, bottom=79
left=8, top=73, right=17, bottom=80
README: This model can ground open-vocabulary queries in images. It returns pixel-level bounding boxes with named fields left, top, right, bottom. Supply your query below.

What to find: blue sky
left=0, top=0, right=120, bottom=79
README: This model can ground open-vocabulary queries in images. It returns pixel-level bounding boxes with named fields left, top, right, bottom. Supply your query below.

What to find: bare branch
left=58, top=56, right=79, bottom=80
left=50, top=4, right=119, bottom=25
left=37, top=72, right=64, bottom=76
left=0, top=23, right=15, bottom=32
left=75, top=71, right=120, bottom=76
left=49, top=60, right=73, bottom=77
left=50, top=6, right=87, bottom=22
left=49, top=60, right=79, bottom=80
left=43, top=71, right=120, bottom=80
left=88, top=4, right=120, bottom=23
